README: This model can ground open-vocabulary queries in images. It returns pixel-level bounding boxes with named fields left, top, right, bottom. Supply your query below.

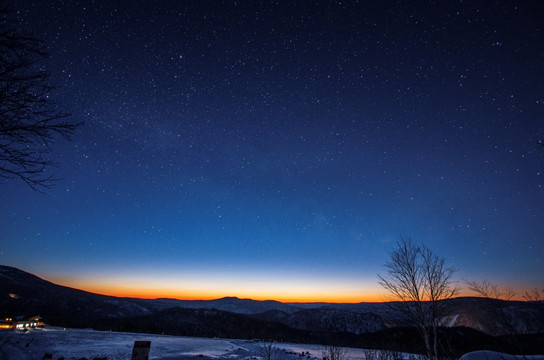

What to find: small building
left=0, top=316, right=45, bottom=330
left=15, top=316, right=44, bottom=330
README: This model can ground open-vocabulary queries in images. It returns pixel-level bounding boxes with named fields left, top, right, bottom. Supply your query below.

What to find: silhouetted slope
left=1, top=263, right=543, bottom=356
left=0, top=265, right=164, bottom=326
left=100, top=307, right=315, bottom=342
left=253, top=308, right=390, bottom=334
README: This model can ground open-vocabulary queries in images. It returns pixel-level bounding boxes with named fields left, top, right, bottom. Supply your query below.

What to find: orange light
left=48, top=272, right=386, bottom=303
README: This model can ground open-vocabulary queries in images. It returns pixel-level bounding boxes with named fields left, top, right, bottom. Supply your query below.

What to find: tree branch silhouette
left=0, top=6, right=82, bottom=191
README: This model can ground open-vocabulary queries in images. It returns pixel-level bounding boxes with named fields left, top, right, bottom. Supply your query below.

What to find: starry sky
left=1, top=1, right=543, bottom=302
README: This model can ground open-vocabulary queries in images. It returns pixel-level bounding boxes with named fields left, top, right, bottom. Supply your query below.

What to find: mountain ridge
left=1, top=264, right=543, bottom=337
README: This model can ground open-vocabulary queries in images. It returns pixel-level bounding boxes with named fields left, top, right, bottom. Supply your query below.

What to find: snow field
left=2, top=327, right=543, bottom=360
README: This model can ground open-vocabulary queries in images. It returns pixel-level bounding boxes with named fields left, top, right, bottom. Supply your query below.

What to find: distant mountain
left=1, top=264, right=543, bottom=344
left=153, top=296, right=300, bottom=314
left=442, top=296, right=544, bottom=336
left=287, top=308, right=391, bottom=334
left=251, top=308, right=391, bottom=335
left=101, top=307, right=314, bottom=342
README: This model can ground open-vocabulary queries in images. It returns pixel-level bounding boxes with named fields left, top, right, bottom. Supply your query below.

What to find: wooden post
left=131, top=340, right=151, bottom=360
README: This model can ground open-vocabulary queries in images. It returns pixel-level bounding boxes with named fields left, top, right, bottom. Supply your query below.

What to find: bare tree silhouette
left=0, top=6, right=81, bottom=191
left=378, top=237, right=457, bottom=360
left=322, top=345, right=349, bottom=360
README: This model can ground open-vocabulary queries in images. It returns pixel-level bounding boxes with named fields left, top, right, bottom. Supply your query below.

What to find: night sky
left=1, top=1, right=543, bottom=302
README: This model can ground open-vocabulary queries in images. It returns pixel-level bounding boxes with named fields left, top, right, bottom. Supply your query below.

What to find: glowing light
left=49, top=268, right=384, bottom=303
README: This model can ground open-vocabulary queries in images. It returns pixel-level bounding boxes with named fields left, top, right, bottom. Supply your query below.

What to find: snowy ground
left=2, top=327, right=543, bottom=360
left=459, top=351, right=544, bottom=360
left=0, top=327, right=365, bottom=360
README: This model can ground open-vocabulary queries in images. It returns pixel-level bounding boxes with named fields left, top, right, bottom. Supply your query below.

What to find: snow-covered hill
left=460, top=350, right=544, bottom=360
left=0, top=327, right=363, bottom=360
left=280, top=308, right=389, bottom=334
left=2, top=328, right=543, bottom=360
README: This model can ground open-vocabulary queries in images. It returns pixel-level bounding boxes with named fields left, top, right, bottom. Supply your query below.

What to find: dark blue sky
left=1, top=1, right=543, bottom=301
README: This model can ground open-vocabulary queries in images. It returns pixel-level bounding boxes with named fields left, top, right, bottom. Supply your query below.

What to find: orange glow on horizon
left=50, top=281, right=539, bottom=303
left=47, top=273, right=538, bottom=304
left=84, top=286, right=385, bottom=303
left=49, top=274, right=385, bottom=303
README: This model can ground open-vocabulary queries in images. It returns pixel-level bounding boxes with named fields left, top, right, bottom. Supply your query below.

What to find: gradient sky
left=1, top=1, right=543, bottom=302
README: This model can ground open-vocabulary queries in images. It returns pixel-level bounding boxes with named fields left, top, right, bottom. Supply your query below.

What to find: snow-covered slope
left=0, top=327, right=365, bottom=360
left=440, top=297, right=544, bottom=336
left=3, top=328, right=542, bottom=360
left=281, top=308, right=390, bottom=334
left=460, top=350, right=544, bottom=360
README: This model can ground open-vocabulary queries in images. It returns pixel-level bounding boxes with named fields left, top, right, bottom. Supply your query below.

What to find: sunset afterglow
left=1, top=1, right=543, bottom=303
